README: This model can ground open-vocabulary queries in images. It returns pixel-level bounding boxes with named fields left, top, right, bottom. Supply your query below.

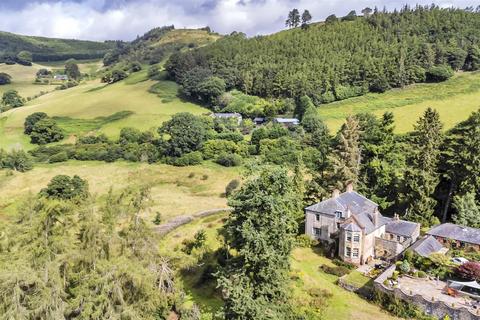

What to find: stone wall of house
left=375, top=237, right=404, bottom=261
left=305, top=210, right=336, bottom=242
left=374, top=266, right=480, bottom=320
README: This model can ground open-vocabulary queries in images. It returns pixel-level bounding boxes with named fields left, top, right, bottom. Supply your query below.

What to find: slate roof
left=305, top=191, right=378, bottom=217
left=385, top=219, right=419, bottom=237
left=343, top=223, right=362, bottom=232
left=274, top=118, right=299, bottom=124
left=213, top=113, right=242, bottom=118
left=426, top=223, right=480, bottom=245
left=410, top=236, right=445, bottom=257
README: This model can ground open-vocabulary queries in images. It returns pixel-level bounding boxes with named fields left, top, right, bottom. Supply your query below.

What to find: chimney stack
left=332, top=189, right=340, bottom=198
left=346, top=182, right=354, bottom=193
left=373, top=207, right=380, bottom=226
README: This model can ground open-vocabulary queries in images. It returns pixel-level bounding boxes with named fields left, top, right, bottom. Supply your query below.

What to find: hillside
left=166, top=6, right=480, bottom=105
left=0, top=68, right=209, bottom=150
left=318, top=71, right=480, bottom=132
left=0, top=31, right=115, bottom=61
left=104, top=26, right=221, bottom=66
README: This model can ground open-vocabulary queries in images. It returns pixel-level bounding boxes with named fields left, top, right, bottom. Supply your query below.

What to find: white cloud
left=0, top=0, right=478, bottom=41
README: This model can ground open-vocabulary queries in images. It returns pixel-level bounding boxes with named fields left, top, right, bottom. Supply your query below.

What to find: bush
left=1, top=90, right=25, bottom=110
left=29, top=118, right=64, bottom=145
left=456, top=262, right=480, bottom=281
left=49, top=151, right=69, bottom=163
left=24, top=112, right=48, bottom=134
left=225, top=179, right=240, bottom=196
left=215, top=153, right=242, bottom=167
left=417, top=271, right=427, bottom=278
left=153, top=212, right=162, bottom=225
left=295, top=234, right=318, bottom=248
left=426, top=65, right=454, bottom=82
left=399, top=260, right=411, bottom=274
left=169, top=151, right=203, bottom=167
left=320, top=264, right=350, bottom=277
left=101, top=69, right=128, bottom=84
left=332, top=259, right=356, bottom=270
left=0, top=73, right=11, bottom=85
left=40, top=175, right=89, bottom=200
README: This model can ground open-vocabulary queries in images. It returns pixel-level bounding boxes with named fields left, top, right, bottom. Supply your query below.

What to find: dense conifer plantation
left=166, top=6, right=480, bottom=104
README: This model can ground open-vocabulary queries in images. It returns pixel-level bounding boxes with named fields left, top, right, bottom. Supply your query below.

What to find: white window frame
left=397, top=235, right=401, bottom=242
left=353, top=233, right=360, bottom=242
left=345, top=246, right=352, bottom=257
left=335, top=210, right=343, bottom=219
left=313, top=227, right=321, bottom=237
left=353, top=248, right=359, bottom=258
left=346, top=232, right=352, bottom=242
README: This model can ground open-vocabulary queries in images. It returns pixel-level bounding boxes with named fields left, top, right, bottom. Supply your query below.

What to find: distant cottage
left=211, top=112, right=243, bottom=125
left=53, top=74, right=69, bottom=81
left=305, top=183, right=420, bottom=265
left=273, top=118, right=299, bottom=127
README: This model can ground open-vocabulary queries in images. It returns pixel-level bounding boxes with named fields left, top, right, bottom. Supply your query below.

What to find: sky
left=0, top=0, right=478, bottom=41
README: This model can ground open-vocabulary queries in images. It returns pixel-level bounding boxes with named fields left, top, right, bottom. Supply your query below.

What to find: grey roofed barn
left=410, top=235, right=446, bottom=257
left=426, top=223, right=480, bottom=245
left=385, top=219, right=419, bottom=237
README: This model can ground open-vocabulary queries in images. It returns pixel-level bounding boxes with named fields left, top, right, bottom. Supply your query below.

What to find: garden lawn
left=291, top=247, right=398, bottom=320
left=0, top=69, right=209, bottom=150
left=318, top=71, right=480, bottom=133
left=0, top=160, right=239, bottom=222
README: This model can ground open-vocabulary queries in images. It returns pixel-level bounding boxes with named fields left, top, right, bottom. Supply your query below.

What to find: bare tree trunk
left=441, top=181, right=455, bottom=223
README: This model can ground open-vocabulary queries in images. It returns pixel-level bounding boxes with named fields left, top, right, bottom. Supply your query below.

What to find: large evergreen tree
left=453, top=192, right=480, bottom=228
left=330, top=115, right=361, bottom=189
left=218, top=166, right=298, bottom=319
left=403, top=108, right=443, bottom=225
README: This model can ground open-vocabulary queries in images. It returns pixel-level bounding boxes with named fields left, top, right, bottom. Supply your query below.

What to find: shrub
left=225, top=179, right=240, bottom=196
left=153, top=212, right=162, bottom=225
left=456, top=262, right=480, bottom=281
left=215, top=153, right=242, bottom=167
left=24, top=112, right=48, bottom=134
left=40, top=175, right=89, bottom=200
left=169, top=151, right=203, bottom=167
left=295, top=234, right=318, bottom=248
left=202, top=139, right=239, bottom=159
left=332, top=259, right=356, bottom=270
left=319, top=264, right=350, bottom=277
left=49, top=151, right=69, bottom=163
left=426, top=65, right=454, bottom=82
left=417, top=271, right=427, bottom=278
left=0, top=72, right=11, bottom=85
left=399, top=260, right=411, bottom=274
left=29, top=118, right=64, bottom=145
left=1, top=90, right=25, bottom=109
left=101, top=69, right=128, bottom=84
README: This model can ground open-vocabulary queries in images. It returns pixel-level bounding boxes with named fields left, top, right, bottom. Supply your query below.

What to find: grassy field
left=159, top=214, right=397, bottom=320
left=0, top=63, right=57, bottom=98
left=319, top=71, right=480, bottom=133
left=0, top=160, right=239, bottom=222
left=0, top=68, right=209, bottom=150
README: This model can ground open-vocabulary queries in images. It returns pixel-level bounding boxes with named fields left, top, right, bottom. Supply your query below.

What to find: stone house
left=305, top=184, right=420, bottom=265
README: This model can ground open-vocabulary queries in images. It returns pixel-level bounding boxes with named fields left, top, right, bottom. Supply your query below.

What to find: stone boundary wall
left=374, top=266, right=480, bottom=320
left=153, top=208, right=233, bottom=236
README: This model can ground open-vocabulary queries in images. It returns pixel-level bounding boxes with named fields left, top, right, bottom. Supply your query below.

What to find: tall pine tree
left=217, top=166, right=298, bottom=319
left=403, top=108, right=443, bottom=226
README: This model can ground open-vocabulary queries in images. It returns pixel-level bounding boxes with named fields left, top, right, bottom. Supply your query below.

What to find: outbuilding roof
left=410, top=235, right=446, bottom=257
left=385, top=219, right=419, bottom=237
left=427, top=223, right=480, bottom=245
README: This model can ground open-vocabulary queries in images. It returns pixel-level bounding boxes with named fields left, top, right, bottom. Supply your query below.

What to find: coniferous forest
left=166, top=6, right=480, bottom=104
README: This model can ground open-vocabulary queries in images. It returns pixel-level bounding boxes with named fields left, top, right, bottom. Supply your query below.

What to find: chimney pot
left=332, top=189, right=340, bottom=198
left=346, top=182, right=354, bottom=193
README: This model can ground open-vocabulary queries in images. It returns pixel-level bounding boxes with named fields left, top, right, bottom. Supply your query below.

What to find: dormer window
left=335, top=210, right=343, bottom=218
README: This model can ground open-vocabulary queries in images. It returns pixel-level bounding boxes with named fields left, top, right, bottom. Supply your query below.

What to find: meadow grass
left=0, top=160, right=239, bottom=222
left=0, top=73, right=209, bottom=150
left=319, top=71, right=480, bottom=133
left=0, top=63, right=57, bottom=98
